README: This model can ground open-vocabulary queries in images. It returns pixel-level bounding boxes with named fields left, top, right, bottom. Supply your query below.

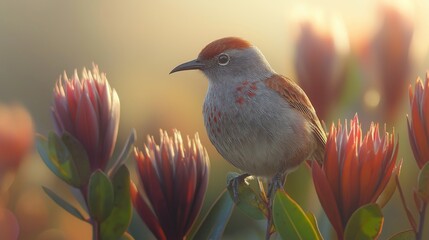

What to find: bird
left=170, top=37, right=326, bottom=238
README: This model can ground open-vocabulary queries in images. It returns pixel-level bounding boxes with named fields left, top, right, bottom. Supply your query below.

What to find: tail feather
left=312, top=144, right=325, bottom=165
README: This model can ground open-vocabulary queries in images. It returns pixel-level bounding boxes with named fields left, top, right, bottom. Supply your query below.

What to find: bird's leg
left=265, top=173, right=286, bottom=240
left=227, top=173, right=250, bottom=203
left=267, top=173, right=285, bottom=200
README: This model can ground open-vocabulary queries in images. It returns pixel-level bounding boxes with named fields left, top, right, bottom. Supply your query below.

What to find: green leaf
left=42, top=186, right=86, bottom=221
left=70, top=187, right=89, bottom=213
left=108, top=129, right=136, bottom=175
left=88, top=170, right=114, bottom=222
left=306, top=212, right=323, bottom=240
left=388, top=230, right=415, bottom=240
left=226, top=172, right=265, bottom=220
left=418, top=162, right=429, bottom=201
left=272, top=190, right=319, bottom=240
left=61, top=132, right=91, bottom=184
left=36, top=135, right=64, bottom=182
left=189, top=189, right=235, bottom=240
left=344, top=204, right=383, bottom=240
left=100, top=165, right=132, bottom=240
left=48, top=132, right=81, bottom=187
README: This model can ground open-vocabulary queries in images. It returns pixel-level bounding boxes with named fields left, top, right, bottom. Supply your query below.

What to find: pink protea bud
left=407, top=73, right=429, bottom=169
left=0, top=104, right=34, bottom=172
left=312, top=114, right=398, bottom=239
left=131, top=129, right=209, bottom=240
left=51, top=64, right=120, bottom=171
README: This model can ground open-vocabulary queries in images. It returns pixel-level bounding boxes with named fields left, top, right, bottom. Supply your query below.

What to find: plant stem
left=80, top=185, right=100, bottom=240
left=395, top=175, right=417, bottom=232
left=92, top=220, right=101, bottom=240
left=417, top=202, right=428, bottom=240
left=265, top=199, right=272, bottom=240
left=258, top=179, right=273, bottom=240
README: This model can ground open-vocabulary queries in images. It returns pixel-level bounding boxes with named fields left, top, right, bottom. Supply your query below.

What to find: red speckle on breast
left=250, top=83, right=258, bottom=90
left=234, top=81, right=260, bottom=104
left=236, top=96, right=245, bottom=105
left=247, top=91, right=256, bottom=98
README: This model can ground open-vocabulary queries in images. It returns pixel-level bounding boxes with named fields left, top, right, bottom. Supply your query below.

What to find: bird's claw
left=227, top=173, right=250, bottom=204
left=267, top=173, right=285, bottom=200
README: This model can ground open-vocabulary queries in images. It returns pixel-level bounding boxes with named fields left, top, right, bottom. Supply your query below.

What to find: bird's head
left=170, top=37, right=274, bottom=84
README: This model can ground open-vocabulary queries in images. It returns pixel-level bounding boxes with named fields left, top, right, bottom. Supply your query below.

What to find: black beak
left=170, top=59, right=205, bottom=74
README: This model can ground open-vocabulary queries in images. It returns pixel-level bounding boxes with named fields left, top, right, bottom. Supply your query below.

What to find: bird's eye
left=217, top=53, right=230, bottom=66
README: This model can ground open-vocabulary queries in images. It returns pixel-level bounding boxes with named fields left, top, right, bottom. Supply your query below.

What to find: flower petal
left=132, top=130, right=209, bottom=239
left=340, top=136, right=359, bottom=222
left=176, top=154, right=197, bottom=237
left=101, top=89, right=120, bottom=169
left=130, top=182, right=166, bottom=240
left=410, top=85, right=429, bottom=168
left=75, top=93, right=100, bottom=169
left=312, top=162, right=344, bottom=237
left=325, top=124, right=341, bottom=200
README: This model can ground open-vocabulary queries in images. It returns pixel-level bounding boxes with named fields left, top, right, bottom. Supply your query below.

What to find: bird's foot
left=227, top=173, right=250, bottom=203
left=267, top=173, right=286, bottom=200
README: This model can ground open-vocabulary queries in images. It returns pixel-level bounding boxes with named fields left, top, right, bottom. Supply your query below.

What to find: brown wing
left=264, top=74, right=326, bottom=163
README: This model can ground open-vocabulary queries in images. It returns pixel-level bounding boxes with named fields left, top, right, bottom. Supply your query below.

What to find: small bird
left=170, top=37, right=326, bottom=238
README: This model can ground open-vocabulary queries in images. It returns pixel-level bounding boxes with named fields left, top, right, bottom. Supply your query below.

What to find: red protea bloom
left=407, top=74, right=429, bottom=169
left=312, top=115, right=398, bottom=239
left=372, top=2, right=413, bottom=122
left=131, top=129, right=209, bottom=240
left=51, top=65, right=119, bottom=171
left=294, top=11, right=348, bottom=120
left=0, top=104, right=33, bottom=172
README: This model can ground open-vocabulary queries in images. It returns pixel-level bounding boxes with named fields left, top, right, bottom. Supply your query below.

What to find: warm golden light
left=364, top=88, right=381, bottom=109
left=0, top=1, right=428, bottom=239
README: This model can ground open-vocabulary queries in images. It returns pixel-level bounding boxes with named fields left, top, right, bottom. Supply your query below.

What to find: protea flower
left=407, top=74, right=429, bottom=169
left=312, top=115, right=398, bottom=238
left=293, top=9, right=349, bottom=120
left=371, top=2, right=413, bottom=122
left=131, top=129, right=209, bottom=240
left=0, top=104, right=33, bottom=172
left=51, top=65, right=120, bottom=171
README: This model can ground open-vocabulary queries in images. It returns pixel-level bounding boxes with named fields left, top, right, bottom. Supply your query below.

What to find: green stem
left=259, top=179, right=273, bottom=240
left=417, top=202, right=428, bottom=240
left=92, top=220, right=101, bottom=240
left=395, top=175, right=417, bottom=232
left=80, top=185, right=101, bottom=240
left=265, top=198, right=273, bottom=240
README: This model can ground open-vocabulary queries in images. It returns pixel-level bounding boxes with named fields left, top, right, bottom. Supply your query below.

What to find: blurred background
left=1, top=0, right=429, bottom=239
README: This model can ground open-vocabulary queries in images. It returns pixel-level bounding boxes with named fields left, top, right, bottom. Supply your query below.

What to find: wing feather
left=264, top=74, right=326, bottom=162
